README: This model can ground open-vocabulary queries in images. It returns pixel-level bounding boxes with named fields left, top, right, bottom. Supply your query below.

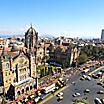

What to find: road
left=45, top=70, right=104, bottom=104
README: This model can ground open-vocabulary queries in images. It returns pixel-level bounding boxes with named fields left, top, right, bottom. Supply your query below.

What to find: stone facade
left=0, top=26, right=40, bottom=100
left=0, top=49, right=37, bottom=99
left=48, top=44, right=80, bottom=67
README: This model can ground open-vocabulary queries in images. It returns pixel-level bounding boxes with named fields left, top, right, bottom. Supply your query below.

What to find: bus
left=42, top=83, right=55, bottom=94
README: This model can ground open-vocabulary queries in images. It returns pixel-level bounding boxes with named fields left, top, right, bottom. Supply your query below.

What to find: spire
left=30, top=23, right=32, bottom=28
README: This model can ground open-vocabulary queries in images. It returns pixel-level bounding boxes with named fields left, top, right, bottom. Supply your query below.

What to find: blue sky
left=0, top=0, right=104, bottom=38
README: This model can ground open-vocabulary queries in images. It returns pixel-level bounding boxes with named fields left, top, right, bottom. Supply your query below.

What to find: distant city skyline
left=0, top=0, right=104, bottom=38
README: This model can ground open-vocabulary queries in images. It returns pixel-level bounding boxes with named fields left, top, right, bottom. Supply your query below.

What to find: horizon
left=0, top=0, right=104, bottom=38
left=0, top=34, right=101, bottom=40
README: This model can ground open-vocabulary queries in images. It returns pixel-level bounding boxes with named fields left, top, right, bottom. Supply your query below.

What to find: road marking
left=89, top=66, right=104, bottom=75
left=39, top=86, right=69, bottom=104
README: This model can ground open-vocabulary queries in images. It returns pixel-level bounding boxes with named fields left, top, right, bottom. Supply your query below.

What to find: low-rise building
left=48, top=44, right=80, bottom=68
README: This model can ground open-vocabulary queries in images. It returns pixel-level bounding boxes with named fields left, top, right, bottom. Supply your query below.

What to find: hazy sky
left=0, top=0, right=104, bottom=38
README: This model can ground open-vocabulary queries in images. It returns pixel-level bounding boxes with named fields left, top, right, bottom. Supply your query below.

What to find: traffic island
left=72, top=99, right=88, bottom=104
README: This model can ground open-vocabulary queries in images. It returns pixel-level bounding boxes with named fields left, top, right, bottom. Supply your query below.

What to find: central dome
left=25, top=25, right=38, bottom=49
left=26, top=26, right=37, bottom=35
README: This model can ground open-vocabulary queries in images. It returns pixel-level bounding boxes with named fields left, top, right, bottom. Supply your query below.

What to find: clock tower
left=25, top=25, right=38, bottom=50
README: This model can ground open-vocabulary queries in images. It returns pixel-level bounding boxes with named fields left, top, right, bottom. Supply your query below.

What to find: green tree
left=78, top=52, right=88, bottom=65
left=80, top=45, right=104, bottom=59
left=92, top=46, right=99, bottom=56
left=81, top=45, right=93, bottom=57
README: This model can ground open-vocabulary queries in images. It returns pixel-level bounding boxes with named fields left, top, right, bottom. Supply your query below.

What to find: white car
left=76, top=93, right=80, bottom=96
left=94, top=98, right=102, bottom=104
left=82, top=75, right=87, bottom=78
left=56, top=92, right=64, bottom=97
left=82, top=75, right=91, bottom=81
left=84, top=89, right=90, bottom=93
left=72, top=92, right=80, bottom=97
left=86, top=76, right=91, bottom=81
left=97, top=90, right=104, bottom=94
left=71, top=81, right=75, bottom=85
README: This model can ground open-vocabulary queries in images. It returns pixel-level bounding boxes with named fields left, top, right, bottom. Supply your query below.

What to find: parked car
left=72, top=93, right=80, bottom=97
left=80, top=77, right=85, bottom=80
left=97, top=90, right=104, bottom=94
left=94, top=98, right=102, bottom=104
left=57, top=96, right=64, bottom=101
left=101, top=98, right=104, bottom=104
left=96, top=72, right=103, bottom=77
left=97, top=82, right=103, bottom=86
left=92, top=74, right=99, bottom=79
left=84, top=89, right=90, bottom=93
left=100, top=69, right=104, bottom=73
left=56, top=92, right=64, bottom=97
left=86, top=76, right=91, bottom=81
left=82, top=75, right=87, bottom=79
left=71, top=81, right=75, bottom=85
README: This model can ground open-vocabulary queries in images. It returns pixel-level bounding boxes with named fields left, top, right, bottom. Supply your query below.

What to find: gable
left=12, top=51, right=29, bottom=67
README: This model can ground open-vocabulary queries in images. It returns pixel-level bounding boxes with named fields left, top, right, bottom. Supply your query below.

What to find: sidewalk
left=39, top=73, right=63, bottom=88
left=89, top=65, right=104, bottom=75
left=9, top=73, right=63, bottom=104
left=39, top=85, right=69, bottom=104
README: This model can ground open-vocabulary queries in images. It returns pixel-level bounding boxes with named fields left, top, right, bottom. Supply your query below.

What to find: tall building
left=25, top=25, right=38, bottom=50
left=101, top=29, right=104, bottom=40
left=0, top=26, right=39, bottom=100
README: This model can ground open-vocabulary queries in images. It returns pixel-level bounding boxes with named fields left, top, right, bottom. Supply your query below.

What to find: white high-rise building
left=101, top=29, right=104, bottom=40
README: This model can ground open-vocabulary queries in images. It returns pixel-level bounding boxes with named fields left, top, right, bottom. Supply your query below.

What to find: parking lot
left=46, top=67, right=104, bottom=104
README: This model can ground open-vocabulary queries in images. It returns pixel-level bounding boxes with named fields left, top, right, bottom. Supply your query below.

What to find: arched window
left=26, top=87, right=29, bottom=92
left=22, top=89, right=24, bottom=94
left=30, top=86, right=32, bottom=90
